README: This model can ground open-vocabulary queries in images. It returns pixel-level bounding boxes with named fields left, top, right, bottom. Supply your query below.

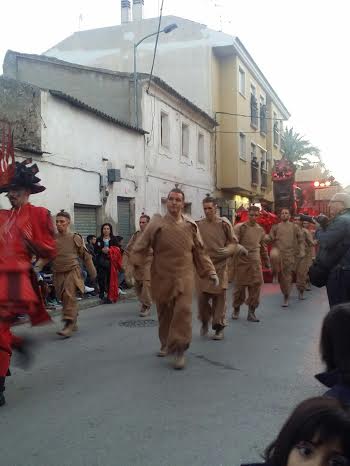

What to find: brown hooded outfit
left=296, top=227, right=315, bottom=293
left=196, top=216, right=238, bottom=330
left=267, top=222, right=304, bottom=298
left=53, top=233, right=96, bottom=323
left=123, top=230, right=152, bottom=309
left=130, top=214, right=216, bottom=354
left=233, top=222, right=269, bottom=309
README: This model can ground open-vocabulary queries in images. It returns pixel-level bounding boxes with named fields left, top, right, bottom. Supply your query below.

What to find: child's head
left=265, top=397, right=350, bottom=466
left=320, top=304, right=350, bottom=382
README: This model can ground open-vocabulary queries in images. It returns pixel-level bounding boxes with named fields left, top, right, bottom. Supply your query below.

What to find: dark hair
left=264, top=397, right=350, bottom=466
left=100, top=223, right=114, bottom=238
left=56, top=209, right=71, bottom=220
left=168, top=188, right=185, bottom=201
left=140, top=214, right=150, bottom=223
left=320, top=304, right=350, bottom=384
left=248, top=205, right=260, bottom=213
left=86, top=235, right=96, bottom=243
left=202, top=196, right=217, bottom=205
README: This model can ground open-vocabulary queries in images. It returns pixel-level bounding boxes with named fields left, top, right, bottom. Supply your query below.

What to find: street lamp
left=133, top=23, right=178, bottom=127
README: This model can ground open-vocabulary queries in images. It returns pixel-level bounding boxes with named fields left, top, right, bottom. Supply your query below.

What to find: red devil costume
left=0, top=127, right=56, bottom=406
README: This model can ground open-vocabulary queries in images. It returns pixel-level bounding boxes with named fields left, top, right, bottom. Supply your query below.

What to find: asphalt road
left=1, top=285, right=329, bottom=466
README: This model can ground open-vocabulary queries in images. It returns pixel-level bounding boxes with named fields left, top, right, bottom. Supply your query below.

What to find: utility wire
left=215, top=111, right=286, bottom=121
left=146, top=0, right=164, bottom=93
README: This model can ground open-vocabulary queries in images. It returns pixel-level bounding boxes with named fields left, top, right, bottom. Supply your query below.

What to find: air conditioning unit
left=108, top=169, right=121, bottom=183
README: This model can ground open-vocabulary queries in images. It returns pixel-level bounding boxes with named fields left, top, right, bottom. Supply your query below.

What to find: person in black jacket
left=315, top=304, right=350, bottom=406
left=242, top=397, right=350, bottom=466
left=95, top=223, right=120, bottom=303
left=313, top=193, right=350, bottom=306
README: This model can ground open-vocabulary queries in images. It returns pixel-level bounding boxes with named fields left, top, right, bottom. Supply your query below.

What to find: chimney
left=132, top=0, right=144, bottom=21
left=121, top=0, right=131, bottom=23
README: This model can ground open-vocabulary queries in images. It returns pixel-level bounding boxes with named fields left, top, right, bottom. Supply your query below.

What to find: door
left=117, top=197, right=133, bottom=244
left=74, top=204, right=98, bottom=240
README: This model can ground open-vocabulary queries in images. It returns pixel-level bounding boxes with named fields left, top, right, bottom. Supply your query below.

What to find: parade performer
left=294, top=215, right=315, bottom=300
left=129, top=188, right=218, bottom=370
left=196, top=196, right=243, bottom=340
left=233, top=206, right=270, bottom=322
left=267, top=208, right=304, bottom=307
left=0, top=144, right=56, bottom=406
left=53, top=211, right=97, bottom=338
left=123, top=214, right=153, bottom=317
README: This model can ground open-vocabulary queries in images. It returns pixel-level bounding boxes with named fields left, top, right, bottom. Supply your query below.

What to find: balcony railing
left=251, top=159, right=259, bottom=186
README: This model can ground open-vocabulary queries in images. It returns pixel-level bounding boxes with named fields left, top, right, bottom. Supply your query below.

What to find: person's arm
left=265, top=224, right=276, bottom=244
left=129, top=217, right=160, bottom=267
left=318, top=217, right=347, bottom=248
left=27, top=208, right=57, bottom=266
left=191, top=225, right=217, bottom=282
left=260, top=231, right=270, bottom=268
left=74, top=234, right=97, bottom=280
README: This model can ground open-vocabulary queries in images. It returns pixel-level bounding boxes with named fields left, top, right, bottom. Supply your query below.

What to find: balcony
left=251, top=159, right=259, bottom=186
left=261, top=169, right=268, bottom=189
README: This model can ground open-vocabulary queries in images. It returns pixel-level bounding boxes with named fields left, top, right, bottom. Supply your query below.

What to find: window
left=160, top=112, right=170, bottom=149
left=181, top=123, right=190, bottom=157
left=273, top=112, right=280, bottom=146
left=239, top=132, right=246, bottom=160
left=260, top=149, right=268, bottom=189
left=250, top=87, right=258, bottom=128
left=198, top=133, right=205, bottom=164
left=239, top=67, right=246, bottom=96
left=260, top=148, right=267, bottom=168
left=260, top=96, right=267, bottom=135
left=251, top=142, right=257, bottom=161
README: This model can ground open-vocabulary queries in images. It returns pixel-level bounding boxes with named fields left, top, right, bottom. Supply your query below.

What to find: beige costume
left=268, top=222, right=303, bottom=298
left=53, top=233, right=96, bottom=323
left=196, top=217, right=238, bottom=331
left=124, top=230, right=152, bottom=309
left=296, top=227, right=314, bottom=293
left=130, top=214, right=216, bottom=354
left=233, top=222, right=268, bottom=309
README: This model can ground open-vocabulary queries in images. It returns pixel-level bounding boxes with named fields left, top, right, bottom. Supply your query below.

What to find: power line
left=215, top=111, right=286, bottom=121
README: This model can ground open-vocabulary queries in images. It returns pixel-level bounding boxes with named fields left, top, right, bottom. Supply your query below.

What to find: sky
left=1, top=0, right=350, bottom=185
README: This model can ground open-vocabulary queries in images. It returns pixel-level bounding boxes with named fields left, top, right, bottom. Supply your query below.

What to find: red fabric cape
left=108, top=246, right=122, bottom=303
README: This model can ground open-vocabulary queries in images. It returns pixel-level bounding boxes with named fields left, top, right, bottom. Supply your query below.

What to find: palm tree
left=281, top=127, right=321, bottom=170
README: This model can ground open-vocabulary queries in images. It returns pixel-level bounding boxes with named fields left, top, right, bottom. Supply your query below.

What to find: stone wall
left=0, top=77, right=42, bottom=152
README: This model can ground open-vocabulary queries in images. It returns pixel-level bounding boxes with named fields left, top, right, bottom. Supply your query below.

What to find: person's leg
left=197, top=291, right=212, bottom=336
left=167, top=293, right=192, bottom=370
left=232, top=284, right=246, bottom=319
left=246, top=284, right=262, bottom=322
left=212, top=291, right=226, bottom=339
left=57, top=278, right=78, bottom=338
left=139, top=280, right=152, bottom=317
left=0, top=321, right=13, bottom=407
left=296, top=257, right=307, bottom=300
left=156, top=301, right=173, bottom=356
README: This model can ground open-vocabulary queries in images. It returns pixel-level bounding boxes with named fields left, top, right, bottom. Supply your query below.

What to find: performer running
left=294, top=215, right=315, bottom=300
left=53, top=211, right=97, bottom=338
left=129, top=188, right=218, bottom=370
left=267, top=208, right=304, bottom=307
left=123, top=214, right=153, bottom=317
left=196, top=196, right=243, bottom=340
left=0, top=154, right=56, bottom=407
left=232, top=205, right=270, bottom=322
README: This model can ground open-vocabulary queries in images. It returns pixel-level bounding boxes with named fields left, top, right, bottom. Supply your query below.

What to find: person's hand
left=237, top=245, right=249, bottom=257
left=209, top=273, right=219, bottom=287
left=217, top=247, right=231, bottom=258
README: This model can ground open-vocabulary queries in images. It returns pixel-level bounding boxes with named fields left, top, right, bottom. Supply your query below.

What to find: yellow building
left=213, top=43, right=290, bottom=216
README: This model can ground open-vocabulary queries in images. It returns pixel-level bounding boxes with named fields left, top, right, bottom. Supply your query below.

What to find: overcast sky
left=1, top=0, right=350, bottom=185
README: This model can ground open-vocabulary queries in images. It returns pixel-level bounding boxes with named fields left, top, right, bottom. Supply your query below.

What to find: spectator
left=242, top=397, right=350, bottom=466
left=311, top=193, right=350, bottom=306
left=86, top=235, right=97, bottom=265
left=316, top=304, right=350, bottom=405
left=95, top=223, right=122, bottom=303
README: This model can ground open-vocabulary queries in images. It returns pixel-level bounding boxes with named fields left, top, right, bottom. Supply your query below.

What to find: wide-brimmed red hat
left=0, top=125, right=45, bottom=194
